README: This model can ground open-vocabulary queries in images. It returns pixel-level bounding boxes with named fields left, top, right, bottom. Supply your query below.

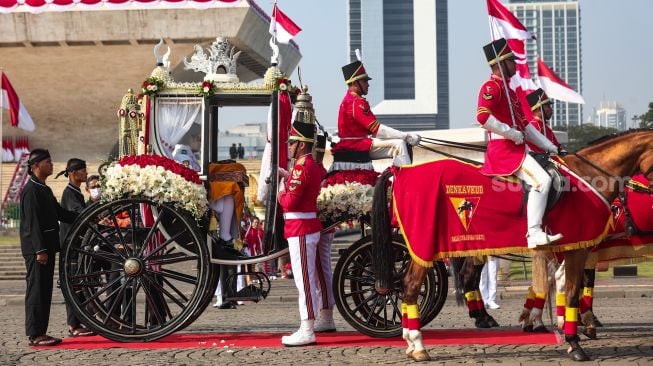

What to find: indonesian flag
left=487, top=0, right=535, bottom=41
left=537, top=58, right=585, bottom=104
left=269, top=4, right=301, bottom=44
left=1, top=72, right=35, bottom=132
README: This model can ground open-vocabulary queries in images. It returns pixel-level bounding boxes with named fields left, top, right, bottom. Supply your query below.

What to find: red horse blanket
left=592, top=174, right=653, bottom=265
left=391, top=158, right=613, bottom=266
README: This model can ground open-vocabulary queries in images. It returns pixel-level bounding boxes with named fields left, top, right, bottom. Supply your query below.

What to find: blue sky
left=225, top=0, right=653, bottom=130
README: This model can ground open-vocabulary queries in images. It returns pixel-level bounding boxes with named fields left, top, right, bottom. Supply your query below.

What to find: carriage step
left=225, top=284, right=266, bottom=303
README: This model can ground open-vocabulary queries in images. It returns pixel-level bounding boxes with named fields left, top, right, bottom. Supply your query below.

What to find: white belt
left=283, top=212, right=317, bottom=220
left=487, top=132, right=506, bottom=140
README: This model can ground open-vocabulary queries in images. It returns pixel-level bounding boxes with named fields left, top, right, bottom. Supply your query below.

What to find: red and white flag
left=269, top=4, right=301, bottom=44
left=1, top=72, right=35, bottom=132
left=487, top=0, right=535, bottom=41
left=537, top=58, right=585, bottom=104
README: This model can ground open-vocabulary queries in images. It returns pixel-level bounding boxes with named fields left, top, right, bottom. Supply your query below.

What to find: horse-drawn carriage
left=58, top=37, right=449, bottom=343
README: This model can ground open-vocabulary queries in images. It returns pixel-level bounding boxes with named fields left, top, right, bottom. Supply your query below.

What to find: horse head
left=569, top=128, right=653, bottom=200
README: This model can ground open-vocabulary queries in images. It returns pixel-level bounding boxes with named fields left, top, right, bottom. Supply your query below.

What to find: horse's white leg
left=555, top=260, right=566, bottom=329
left=519, top=287, right=535, bottom=331
left=401, top=303, right=414, bottom=357
left=406, top=304, right=430, bottom=362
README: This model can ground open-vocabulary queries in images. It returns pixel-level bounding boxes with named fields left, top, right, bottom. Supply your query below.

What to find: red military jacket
left=527, top=116, right=560, bottom=153
left=332, top=92, right=381, bottom=153
left=476, top=74, right=527, bottom=176
left=278, top=153, right=324, bottom=238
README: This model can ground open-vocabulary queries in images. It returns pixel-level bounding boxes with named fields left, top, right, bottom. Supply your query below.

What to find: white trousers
left=315, top=232, right=335, bottom=311
left=514, top=154, right=553, bottom=232
left=480, top=256, right=500, bottom=304
left=370, top=138, right=411, bottom=166
left=209, top=195, right=236, bottom=242
left=288, top=232, right=321, bottom=321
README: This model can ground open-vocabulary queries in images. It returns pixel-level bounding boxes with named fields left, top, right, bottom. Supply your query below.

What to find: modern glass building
left=507, top=0, right=582, bottom=128
left=347, top=0, right=449, bottom=130
left=594, top=101, right=627, bottom=131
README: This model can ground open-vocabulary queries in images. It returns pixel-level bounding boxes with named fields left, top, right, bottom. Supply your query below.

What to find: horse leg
left=579, top=259, right=599, bottom=339
left=563, top=249, right=591, bottom=361
left=402, top=261, right=431, bottom=362
left=519, top=287, right=535, bottom=332
left=461, top=257, right=493, bottom=328
left=529, top=250, right=555, bottom=332
left=555, top=260, right=566, bottom=329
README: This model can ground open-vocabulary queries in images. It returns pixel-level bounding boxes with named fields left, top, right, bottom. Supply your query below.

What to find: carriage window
left=154, top=97, right=203, bottom=171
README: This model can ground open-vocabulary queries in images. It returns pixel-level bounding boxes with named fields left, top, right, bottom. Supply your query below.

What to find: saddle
left=522, top=152, right=568, bottom=212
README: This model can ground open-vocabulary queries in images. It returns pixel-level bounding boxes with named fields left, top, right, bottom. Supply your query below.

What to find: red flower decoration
left=118, top=154, right=202, bottom=185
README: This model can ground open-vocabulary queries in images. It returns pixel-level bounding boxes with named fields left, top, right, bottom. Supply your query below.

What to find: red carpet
left=56, top=329, right=559, bottom=349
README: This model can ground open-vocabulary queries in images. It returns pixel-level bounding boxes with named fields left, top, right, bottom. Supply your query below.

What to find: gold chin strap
left=488, top=52, right=515, bottom=66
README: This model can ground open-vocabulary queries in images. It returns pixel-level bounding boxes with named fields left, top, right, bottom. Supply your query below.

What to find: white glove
left=524, top=124, right=557, bottom=154
left=483, top=117, right=524, bottom=145
left=376, top=124, right=408, bottom=140
left=405, top=133, right=421, bottom=146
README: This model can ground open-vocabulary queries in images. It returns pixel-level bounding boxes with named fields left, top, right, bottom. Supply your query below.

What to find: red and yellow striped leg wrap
left=533, top=292, right=546, bottom=311
left=564, top=307, right=578, bottom=336
left=556, top=292, right=566, bottom=322
left=523, top=287, right=535, bottom=310
left=580, top=287, right=593, bottom=314
left=474, top=290, right=486, bottom=311
left=406, top=304, right=421, bottom=331
left=464, top=291, right=477, bottom=316
left=402, top=303, right=408, bottom=329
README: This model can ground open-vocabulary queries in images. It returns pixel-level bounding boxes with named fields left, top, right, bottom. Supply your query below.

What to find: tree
left=562, top=125, right=619, bottom=152
left=637, top=102, right=653, bottom=128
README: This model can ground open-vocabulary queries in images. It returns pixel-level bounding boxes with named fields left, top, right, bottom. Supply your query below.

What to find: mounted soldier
left=526, top=88, right=563, bottom=153
left=332, top=60, right=421, bottom=168
left=476, top=38, right=563, bottom=249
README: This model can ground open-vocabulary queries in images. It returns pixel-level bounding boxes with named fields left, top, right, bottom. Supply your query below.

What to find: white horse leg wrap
left=408, top=329, right=425, bottom=352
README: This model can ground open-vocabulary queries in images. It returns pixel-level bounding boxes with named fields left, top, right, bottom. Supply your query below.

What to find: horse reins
left=416, top=137, right=486, bottom=165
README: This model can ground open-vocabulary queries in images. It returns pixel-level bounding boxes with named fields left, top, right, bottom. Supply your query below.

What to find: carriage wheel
left=333, top=235, right=448, bottom=338
left=60, top=198, right=211, bottom=342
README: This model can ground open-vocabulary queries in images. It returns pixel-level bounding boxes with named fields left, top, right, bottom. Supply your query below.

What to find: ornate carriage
left=59, top=37, right=448, bottom=342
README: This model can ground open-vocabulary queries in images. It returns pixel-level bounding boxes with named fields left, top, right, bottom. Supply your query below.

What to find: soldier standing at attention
left=278, top=121, right=325, bottom=346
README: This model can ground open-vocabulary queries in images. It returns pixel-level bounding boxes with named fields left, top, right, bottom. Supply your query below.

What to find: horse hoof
left=582, top=328, right=597, bottom=340
left=486, top=316, right=500, bottom=327
left=593, top=316, right=603, bottom=328
left=532, top=325, right=549, bottom=333
left=410, top=350, right=431, bottom=362
left=522, top=325, right=534, bottom=332
left=568, top=347, right=590, bottom=361
left=475, top=319, right=491, bottom=329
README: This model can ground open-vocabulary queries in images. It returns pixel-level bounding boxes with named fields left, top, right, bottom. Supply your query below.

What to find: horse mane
left=583, top=128, right=653, bottom=149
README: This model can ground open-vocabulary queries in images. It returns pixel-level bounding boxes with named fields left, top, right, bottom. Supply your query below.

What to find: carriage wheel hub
left=124, top=258, right=143, bottom=277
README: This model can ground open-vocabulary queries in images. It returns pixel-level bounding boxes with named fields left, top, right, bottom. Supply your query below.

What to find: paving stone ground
left=0, top=278, right=651, bottom=365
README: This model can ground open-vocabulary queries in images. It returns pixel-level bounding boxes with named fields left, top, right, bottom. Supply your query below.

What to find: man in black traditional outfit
left=21, top=149, right=77, bottom=346
left=57, top=158, right=95, bottom=337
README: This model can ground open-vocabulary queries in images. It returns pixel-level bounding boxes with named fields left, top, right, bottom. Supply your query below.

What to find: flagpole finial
left=355, top=49, right=362, bottom=62
left=269, top=37, right=280, bottom=66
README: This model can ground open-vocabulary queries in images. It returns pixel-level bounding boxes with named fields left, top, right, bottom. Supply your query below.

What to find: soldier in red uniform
left=526, top=88, right=563, bottom=153
left=278, top=120, right=325, bottom=346
left=476, top=38, right=563, bottom=248
left=332, top=60, right=421, bottom=166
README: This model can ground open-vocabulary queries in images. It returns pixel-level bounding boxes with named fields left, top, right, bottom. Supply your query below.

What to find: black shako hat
left=342, top=60, right=372, bottom=84
left=483, top=38, right=517, bottom=66
left=288, top=120, right=315, bottom=144
left=56, top=158, right=87, bottom=179
left=526, top=88, right=553, bottom=111
left=315, top=134, right=327, bottom=153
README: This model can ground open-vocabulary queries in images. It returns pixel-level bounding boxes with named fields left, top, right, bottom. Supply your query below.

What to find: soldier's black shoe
left=218, top=301, right=237, bottom=309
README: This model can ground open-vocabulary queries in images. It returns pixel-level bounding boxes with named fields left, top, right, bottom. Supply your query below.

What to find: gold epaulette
left=296, top=156, right=306, bottom=166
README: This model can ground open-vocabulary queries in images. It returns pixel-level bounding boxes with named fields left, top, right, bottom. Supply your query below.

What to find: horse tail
left=371, top=168, right=394, bottom=293
left=450, top=257, right=466, bottom=306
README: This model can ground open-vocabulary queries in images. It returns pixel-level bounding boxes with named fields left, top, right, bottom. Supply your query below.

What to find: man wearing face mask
left=57, top=158, right=96, bottom=338
left=86, top=175, right=102, bottom=204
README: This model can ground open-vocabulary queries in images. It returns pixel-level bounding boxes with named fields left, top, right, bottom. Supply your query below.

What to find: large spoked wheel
left=60, top=197, right=211, bottom=342
left=333, top=235, right=448, bottom=338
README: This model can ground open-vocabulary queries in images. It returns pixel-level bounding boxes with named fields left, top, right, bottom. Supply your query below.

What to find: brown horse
left=372, top=129, right=653, bottom=362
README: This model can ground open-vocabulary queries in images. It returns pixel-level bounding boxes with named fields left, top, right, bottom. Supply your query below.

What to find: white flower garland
left=317, top=181, right=374, bottom=223
left=103, top=163, right=208, bottom=219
